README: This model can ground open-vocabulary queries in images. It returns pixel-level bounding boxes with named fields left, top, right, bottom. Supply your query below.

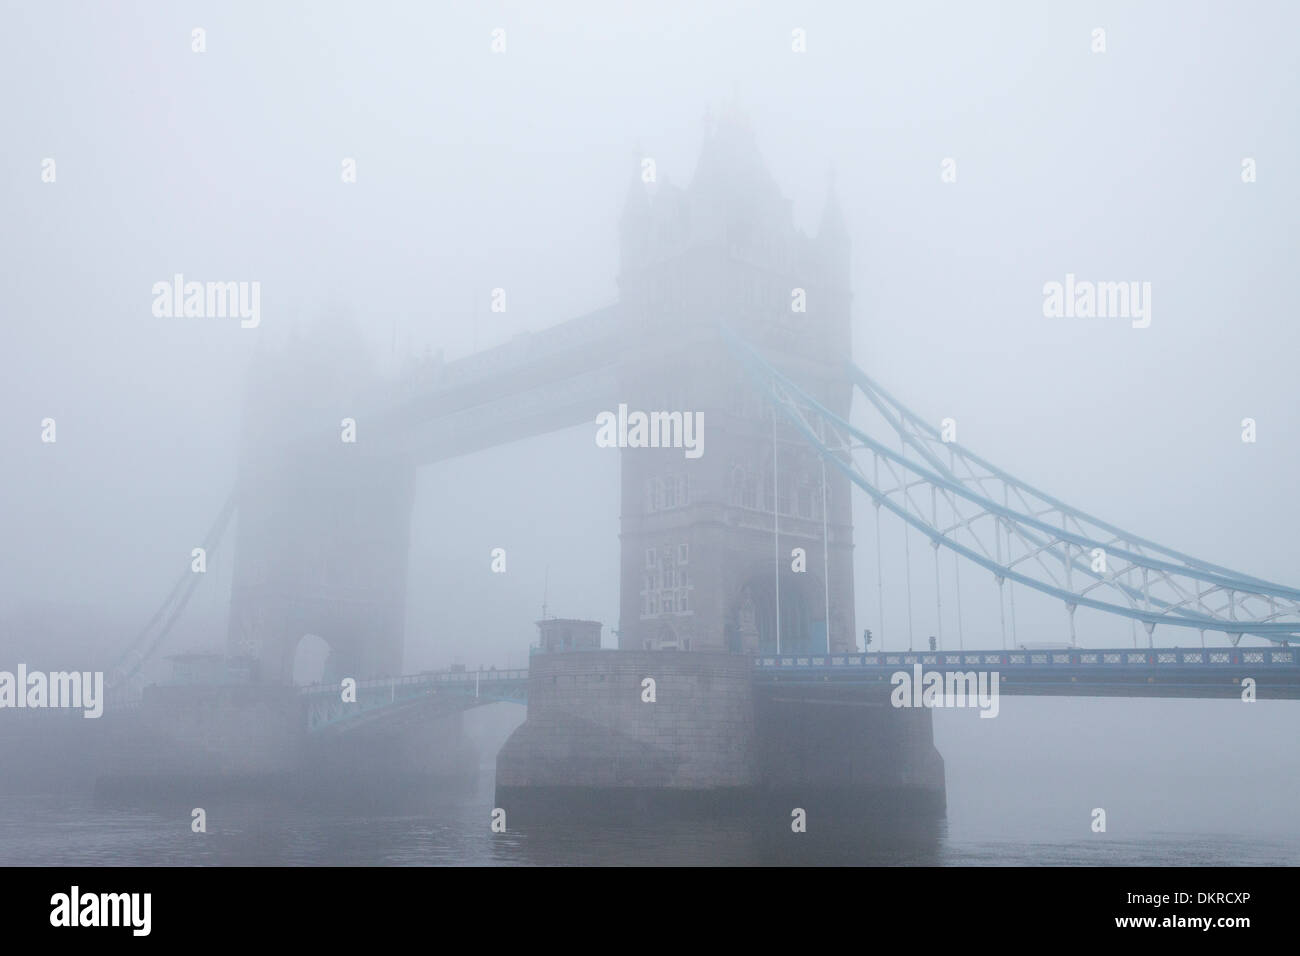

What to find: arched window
left=639, top=542, right=695, bottom=620
left=646, top=477, right=663, bottom=513
left=797, top=478, right=814, bottom=519
left=759, top=465, right=790, bottom=515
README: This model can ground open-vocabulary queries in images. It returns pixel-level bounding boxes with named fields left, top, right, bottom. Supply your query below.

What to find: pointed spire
left=689, top=98, right=774, bottom=199
left=621, top=142, right=651, bottom=217
left=621, top=174, right=650, bottom=228
left=619, top=147, right=653, bottom=275
left=818, top=165, right=848, bottom=244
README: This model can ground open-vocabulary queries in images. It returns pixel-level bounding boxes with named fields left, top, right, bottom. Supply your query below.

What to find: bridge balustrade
left=754, top=648, right=1298, bottom=670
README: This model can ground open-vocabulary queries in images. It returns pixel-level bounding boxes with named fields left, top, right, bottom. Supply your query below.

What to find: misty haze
left=1, top=1, right=1297, bottom=872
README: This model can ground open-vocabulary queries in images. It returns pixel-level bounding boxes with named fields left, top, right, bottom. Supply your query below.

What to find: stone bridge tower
left=226, top=316, right=416, bottom=685
left=615, top=105, right=856, bottom=656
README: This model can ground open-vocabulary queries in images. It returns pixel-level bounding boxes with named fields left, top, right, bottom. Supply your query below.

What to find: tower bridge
left=104, top=107, right=1300, bottom=816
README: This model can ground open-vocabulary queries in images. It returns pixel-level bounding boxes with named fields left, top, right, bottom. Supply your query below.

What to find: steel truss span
left=114, top=327, right=1300, bottom=683
left=108, top=492, right=237, bottom=690
left=723, top=325, right=1300, bottom=646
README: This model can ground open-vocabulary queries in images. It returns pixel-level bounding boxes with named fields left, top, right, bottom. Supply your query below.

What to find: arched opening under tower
left=729, top=571, right=826, bottom=656
left=291, top=633, right=334, bottom=686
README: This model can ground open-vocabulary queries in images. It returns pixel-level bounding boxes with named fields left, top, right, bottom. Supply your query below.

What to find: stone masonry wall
left=496, top=650, right=756, bottom=791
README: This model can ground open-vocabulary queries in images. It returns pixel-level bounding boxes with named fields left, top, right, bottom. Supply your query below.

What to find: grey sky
left=2, top=4, right=1298, bottom=838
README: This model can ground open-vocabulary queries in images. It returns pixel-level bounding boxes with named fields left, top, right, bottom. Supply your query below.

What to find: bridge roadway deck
left=301, top=646, right=1300, bottom=733
left=753, top=646, right=1300, bottom=699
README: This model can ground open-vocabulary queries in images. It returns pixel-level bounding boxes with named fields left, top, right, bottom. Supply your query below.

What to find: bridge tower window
left=645, top=477, right=662, bottom=513
left=797, top=479, right=813, bottom=519
left=731, top=464, right=761, bottom=511
left=647, top=474, right=688, bottom=512
left=639, top=542, right=696, bottom=620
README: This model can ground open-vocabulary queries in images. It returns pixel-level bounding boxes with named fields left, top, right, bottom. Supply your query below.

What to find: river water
left=3, top=696, right=1297, bottom=866
left=0, top=774, right=1295, bottom=867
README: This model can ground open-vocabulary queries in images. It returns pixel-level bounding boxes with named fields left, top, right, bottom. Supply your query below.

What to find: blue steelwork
left=112, top=324, right=1300, bottom=697
left=852, top=370, right=1289, bottom=593
left=721, top=324, right=1300, bottom=643
left=302, top=644, right=1300, bottom=734
left=300, top=669, right=528, bottom=735
left=846, top=364, right=1300, bottom=613
left=108, top=492, right=237, bottom=689
left=753, top=647, right=1300, bottom=699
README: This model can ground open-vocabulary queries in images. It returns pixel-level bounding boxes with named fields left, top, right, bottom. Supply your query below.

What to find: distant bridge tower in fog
left=226, top=314, right=415, bottom=684
left=218, top=104, right=857, bottom=676
left=614, top=104, right=856, bottom=655
left=223, top=106, right=859, bottom=681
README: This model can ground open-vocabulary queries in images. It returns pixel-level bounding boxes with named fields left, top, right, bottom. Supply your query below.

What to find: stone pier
left=92, top=683, right=476, bottom=806
left=495, top=650, right=946, bottom=821
left=496, top=650, right=755, bottom=816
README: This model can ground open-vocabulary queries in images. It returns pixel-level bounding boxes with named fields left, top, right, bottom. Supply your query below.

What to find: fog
left=2, top=1, right=1298, bottom=853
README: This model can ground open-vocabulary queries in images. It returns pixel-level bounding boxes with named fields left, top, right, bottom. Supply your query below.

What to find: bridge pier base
left=494, top=652, right=946, bottom=830
left=303, top=708, right=477, bottom=794
left=754, top=684, right=946, bottom=821
left=496, top=651, right=756, bottom=820
left=92, top=683, right=479, bottom=808
left=92, top=683, right=304, bottom=803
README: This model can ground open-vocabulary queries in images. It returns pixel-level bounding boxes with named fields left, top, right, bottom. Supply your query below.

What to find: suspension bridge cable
left=954, top=550, right=965, bottom=651
left=932, top=485, right=944, bottom=651
left=848, top=362, right=1290, bottom=590
left=1003, top=485, right=1017, bottom=647
left=1061, top=514, right=1078, bottom=646
left=1009, top=578, right=1019, bottom=648
left=950, top=446, right=964, bottom=650
left=772, top=404, right=781, bottom=655
left=874, top=453, right=885, bottom=652
left=901, top=437, right=915, bottom=650
left=995, top=492, right=1007, bottom=650
left=806, top=342, right=1300, bottom=609
left=821, top=453, right=831, bottom=655
left=998, top=576, right=1008, bottom=651
left=110, top=491, right=237, bottom=686
left=719, top=325, right=1300, bottom=642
